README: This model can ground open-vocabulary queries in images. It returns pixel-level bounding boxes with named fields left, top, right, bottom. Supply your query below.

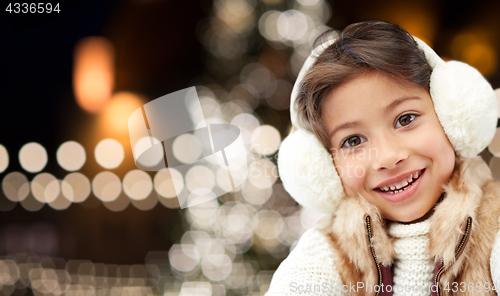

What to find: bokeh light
left=92, top=171, right=122, bottom=202
left=172, top=134, right=202, bottom=164
left=56, top=141, right=86, bottom=172
left=248, top=159, right=278, bottom=189
left=2, top=172, right=30, bottom=202
left=253, top=210, right=284, bottom=240
left=215, top=0, right=255, bottom=34
left=31, top=173, right=60, bottom=203
left=61, top=172, right=91, bottom=203
left=102, top=92, right=145, bottom=135
left=219, top=101, right=244, bottom=123
left=199, top=96, right=222, bottom=119
left=241, top=181, right=272, bottom=205
left=241, top=63, right=275, bottom=95
left=451, top=32, right=498, bottom=77
left=202, top=254, right=232, bottom=281
left=123, top=170, right=153, bottom=201
left=19, top=142, right=48, bottom=173
left=374, top=4, right=436, bottom=46
left=296, top=0, right=320, bottom=5
left=0, top=144, right=9, bottom=173
left=73, top=37, right=114, bottom=113
left=231, top=113, right=260, bottom=134
left=168, top=244, right=200, bottom=274
left=231, top=113, right=260, bottom=151
left=48, top=182, right=72, bottom=211
left=251, top=125, right=281, bottom=155
left=186, top=198, right=219, bottom=231
left=154, top=169, right=184, bottom=198
left=277, top=10, right=309, bottom=41
left=95, top=139, right=125, bottom=169
left=185, top=166, right=216, bottom=195
left=133, top=136, right=163, bottom=168
left=216, top=167, right=238, bottom=193
left=179, top=281, right=213, bottom=296
left=219, top=203, right=254, bottom=246
left=259, top=11, right=284, bottom=43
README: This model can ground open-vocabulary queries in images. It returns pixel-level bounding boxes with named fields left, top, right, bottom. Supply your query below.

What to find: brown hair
left=295, top=21, right=432, bottom=150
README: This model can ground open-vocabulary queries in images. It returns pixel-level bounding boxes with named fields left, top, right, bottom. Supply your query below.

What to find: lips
left=375, top=169, right=425, bottom=203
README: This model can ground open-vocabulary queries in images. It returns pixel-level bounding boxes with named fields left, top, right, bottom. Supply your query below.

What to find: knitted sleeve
left=264, top=227, right=345, bottom=296
left=491, top=223, right=500, bottom=288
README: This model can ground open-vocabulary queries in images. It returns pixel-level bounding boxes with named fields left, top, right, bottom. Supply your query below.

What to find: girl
left=266, top=21, right=500, bottom=295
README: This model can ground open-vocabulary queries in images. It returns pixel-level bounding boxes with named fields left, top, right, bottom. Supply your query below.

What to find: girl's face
left=322, top=71, right=455, bottom=223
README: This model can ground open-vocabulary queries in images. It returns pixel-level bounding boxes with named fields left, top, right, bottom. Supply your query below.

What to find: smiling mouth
left=377, top=169, right=425, bottom=194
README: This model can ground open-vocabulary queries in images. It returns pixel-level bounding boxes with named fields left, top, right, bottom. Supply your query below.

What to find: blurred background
left=1, top=0, right=500, bottom=295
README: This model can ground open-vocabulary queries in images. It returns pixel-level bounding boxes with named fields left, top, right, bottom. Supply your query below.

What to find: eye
left=341, top=135, right=366, bottom=148
left=395, top=114, right=417, bottom=128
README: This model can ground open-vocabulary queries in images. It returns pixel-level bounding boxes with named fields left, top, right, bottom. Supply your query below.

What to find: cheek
left=333, top=155, right=369, bottom=193
left=411, top=122, right=455, bottom=177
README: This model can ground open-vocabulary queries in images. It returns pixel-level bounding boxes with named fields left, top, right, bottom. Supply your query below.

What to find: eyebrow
left=384, top=96, right=421, bottom=115
left=328, top=96, right=422, bottom=139
left=328, top=121, right=361, bottom=139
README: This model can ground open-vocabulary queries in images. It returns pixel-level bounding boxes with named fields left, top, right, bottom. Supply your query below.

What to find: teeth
left=380, top=170, right=423, bottom=193
left=395, top=181, right=409, bottom=189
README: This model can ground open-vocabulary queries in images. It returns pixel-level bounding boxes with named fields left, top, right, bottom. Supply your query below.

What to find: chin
left=385, top=216, right=415, bottom=223
left=397, top=216, right=423, bottom=223
left=384, top=207, right=433, bottom=223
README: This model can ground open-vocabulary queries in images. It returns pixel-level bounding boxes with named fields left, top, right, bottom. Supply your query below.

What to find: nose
left=372, top=133, right=409, bottom=171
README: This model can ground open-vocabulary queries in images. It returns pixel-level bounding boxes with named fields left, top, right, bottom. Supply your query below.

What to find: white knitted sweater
left=388, top=219, right=433, bottom=295
left=266, top=223, right=500, bottom=295
left=266, top=227, right=344, bottom=296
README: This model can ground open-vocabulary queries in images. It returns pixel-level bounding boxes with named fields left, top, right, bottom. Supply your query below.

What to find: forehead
left=322, top=72, right=429, bottom=122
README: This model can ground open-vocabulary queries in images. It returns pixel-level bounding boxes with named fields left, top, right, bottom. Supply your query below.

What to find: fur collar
left=319, top=155, right=494, bottom=279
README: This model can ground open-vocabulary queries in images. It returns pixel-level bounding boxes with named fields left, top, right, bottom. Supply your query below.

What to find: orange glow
left=387, top=14, right=435, bottom=46
left=374, top=4, right=436, bottom=47
left=73, top=37, right=114, bottom=113
left=451, top=33, right=498, bottom=77
left=101, top=92, right=145, bottom=135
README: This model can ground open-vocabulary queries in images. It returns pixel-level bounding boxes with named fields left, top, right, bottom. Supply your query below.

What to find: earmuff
left=278, top=33, right=498, bottom=214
